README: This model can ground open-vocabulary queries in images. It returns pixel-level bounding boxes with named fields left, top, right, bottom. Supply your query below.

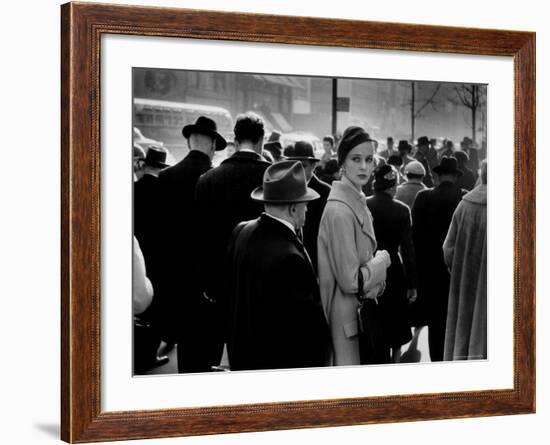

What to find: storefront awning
left=253, top=74, right=303, bottom=89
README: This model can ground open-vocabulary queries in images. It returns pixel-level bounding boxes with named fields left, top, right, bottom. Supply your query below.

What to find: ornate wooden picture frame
left=61, top=2, right=535, bottom=442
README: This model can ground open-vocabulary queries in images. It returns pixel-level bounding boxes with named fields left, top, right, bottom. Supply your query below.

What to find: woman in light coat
left=318, top=126, right=391, bottom=365
left=442, top=160, right=487, bottom=361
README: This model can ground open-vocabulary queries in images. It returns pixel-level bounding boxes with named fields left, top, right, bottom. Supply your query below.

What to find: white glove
left=364, top=280, right=386, bottom=301
left=375, top=249, right=391, bottom=268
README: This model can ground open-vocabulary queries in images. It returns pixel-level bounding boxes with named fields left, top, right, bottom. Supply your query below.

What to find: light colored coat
left=395, top=180, right=427, bottom=210
left=443, top=185, right=487, bottom=360
left=318, top=178, right=388, bottom=365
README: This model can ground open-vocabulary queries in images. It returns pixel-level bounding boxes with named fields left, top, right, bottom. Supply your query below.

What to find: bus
left=133, top=97, right=234, bottom=163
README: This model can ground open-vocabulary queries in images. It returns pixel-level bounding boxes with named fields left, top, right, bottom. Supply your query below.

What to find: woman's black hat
left=337, top=126, right=375, bottom=167
left=373, top=164, right=398, bottom=191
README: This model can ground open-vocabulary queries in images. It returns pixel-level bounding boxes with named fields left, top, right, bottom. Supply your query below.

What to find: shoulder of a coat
left=199, top=163, right=222, bottom=180
left=324, top=200, right=358, bottom=224
left=394, top=198, right=411, bottom=214
left=326, top=198, right=355, bottom=212
left=196, top=168, right=212, bottom=184
left=414, top=188, right=430, bottom=201
left=313, top=176, right=331, bottom=193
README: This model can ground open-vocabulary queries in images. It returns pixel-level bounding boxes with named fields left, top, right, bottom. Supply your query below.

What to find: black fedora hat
left=251, top=161, right=320, bottom=203
left=387, top=154, right=403, bottom=167
left=433, top=156, right=463, bottom=176
left=284, top=140, right=320, bottom=162
left=263, top=143, right=283, bottom=161
left=182, top=116, right=227, bottom=151
left=267, top=130, right=282, bottom=143
left=143, top=146, right=169, bottom=168
left=397, top=140, right=412, bottom=152
left=416, top=136, right=430, bottom=146
left=264, top=132, right=283, bottom=160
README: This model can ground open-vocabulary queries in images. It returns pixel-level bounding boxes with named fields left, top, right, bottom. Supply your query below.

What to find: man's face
left=387, top=139, right=394, bottom=151
left=323, top=141, right=333, bottom=154
left=301, top=160, right=317, bottom=182
left=290, top=202, right=308, bottom=230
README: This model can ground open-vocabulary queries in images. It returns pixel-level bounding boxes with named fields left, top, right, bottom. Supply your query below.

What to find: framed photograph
left=61, top=1, right=535, bottom=442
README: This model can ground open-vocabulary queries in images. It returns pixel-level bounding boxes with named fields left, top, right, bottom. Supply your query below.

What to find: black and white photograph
left=2, top=0, right=545, bottom=442
left=132, top=67, right=488, bottom=376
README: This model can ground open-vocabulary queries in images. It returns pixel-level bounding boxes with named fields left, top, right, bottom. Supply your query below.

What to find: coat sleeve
left=133, top=237, right=153, bottom=315
left=443, top=204, right=461, bottom=268
left=321, top=204, right=386, bottom=295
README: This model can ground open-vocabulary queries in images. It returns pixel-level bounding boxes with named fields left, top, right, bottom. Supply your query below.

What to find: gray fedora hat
left=251, top=161, right=320, bottom=203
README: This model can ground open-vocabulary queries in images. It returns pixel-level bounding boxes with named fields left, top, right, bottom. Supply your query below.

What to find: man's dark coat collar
left=258, top=213, right=315, bottom=273
left=308, top=173, right=326, bottom=188
left=184, top=149, right=212, bottom=164
left=223, top=150, right=270, bottom=165
left=259, top=213, right=297, bottom=240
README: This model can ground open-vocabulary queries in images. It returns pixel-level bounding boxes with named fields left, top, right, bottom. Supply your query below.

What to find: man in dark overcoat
left=226, top=161, right=330, bottom=371
left=460, top=136, right=480, bottom=181
left=411, top=156, right=467, bottom=361
left=454, top=150, right=476, bottom=191
left=415, top=136, right=435, bottom=187
left=154, top=116, right=226, bottom=373
left=134, top=146, right=169, bottom=284
left=194, top=112, right=270, bottom=356
left=133, top=147, right=170, bottom=370
left=263, top=130, right=284, bottom=162
left=284, top=140, right=331, bottom=273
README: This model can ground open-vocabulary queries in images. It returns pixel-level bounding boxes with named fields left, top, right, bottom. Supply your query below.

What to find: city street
left=144, top=326, right=431, bottom=375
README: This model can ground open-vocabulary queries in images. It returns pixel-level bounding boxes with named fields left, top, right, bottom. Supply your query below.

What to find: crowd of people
left=132, top=111, right=488, bottom=374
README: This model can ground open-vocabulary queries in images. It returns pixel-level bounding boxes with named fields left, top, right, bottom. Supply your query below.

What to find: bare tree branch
left=449, top=84, right=487, bottom=144
left=454, top=85, right=474, bottom=108
left=415, top=84, right=441, bottom=118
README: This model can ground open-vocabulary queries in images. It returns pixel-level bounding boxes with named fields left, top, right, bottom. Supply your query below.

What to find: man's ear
left=287, top=204, right=295, bottom=217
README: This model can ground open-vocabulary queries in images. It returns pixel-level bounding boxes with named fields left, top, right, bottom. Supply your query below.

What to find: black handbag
left=356, top=269, right=390, bottom=365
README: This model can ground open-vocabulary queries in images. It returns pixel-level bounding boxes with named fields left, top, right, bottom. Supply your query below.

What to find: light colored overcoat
left=443, top=185, right=487, bottom=360
left=395, top=180, right=427, bottom=210
left=318, top=178, right=388, bottom=365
